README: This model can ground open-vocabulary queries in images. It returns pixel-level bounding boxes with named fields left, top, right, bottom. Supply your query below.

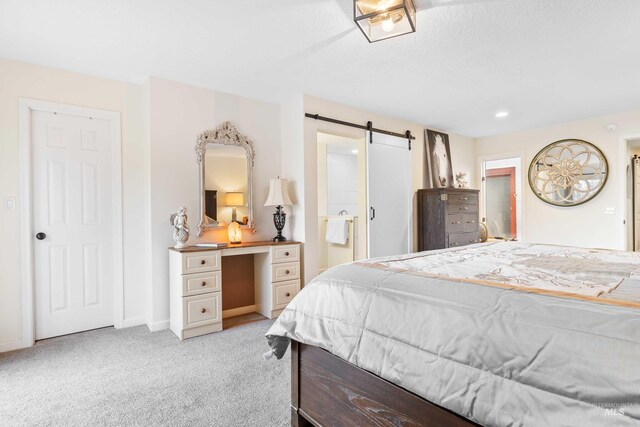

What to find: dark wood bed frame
left=290, top=341, right=478, bottom=426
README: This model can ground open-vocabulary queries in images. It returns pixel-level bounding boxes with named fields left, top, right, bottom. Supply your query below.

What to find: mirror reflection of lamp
left=264, top=177, right=293, bottom=242
left=225, top=192, right=244, bottom=223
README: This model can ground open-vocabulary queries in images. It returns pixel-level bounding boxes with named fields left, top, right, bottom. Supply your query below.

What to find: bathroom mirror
left=528, top=139, right=608, bottom=207
left=196, top=122, right=255, bottom=236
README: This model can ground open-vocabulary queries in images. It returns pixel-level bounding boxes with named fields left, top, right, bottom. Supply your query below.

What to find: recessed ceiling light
left=351, top=149, right=359, bottom=154
left=495, top=111, right=510, bottom=118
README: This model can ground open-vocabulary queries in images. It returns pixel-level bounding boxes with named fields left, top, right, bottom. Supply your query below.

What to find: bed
left=265, top=241, right=640, bottom=426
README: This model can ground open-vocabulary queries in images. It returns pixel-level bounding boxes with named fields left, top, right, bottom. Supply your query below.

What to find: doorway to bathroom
left=481, top=156, right=523, bottom=241
left=317, top=132, right=367, bottom=273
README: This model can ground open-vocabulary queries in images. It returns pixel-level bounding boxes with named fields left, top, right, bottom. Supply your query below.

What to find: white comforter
left=266, top=242, right=640, bottom=426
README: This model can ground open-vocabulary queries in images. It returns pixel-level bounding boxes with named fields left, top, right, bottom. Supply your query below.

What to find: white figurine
left=170, top=207, right=190, bottom=248
left=456, top=172, right=469, bottom=189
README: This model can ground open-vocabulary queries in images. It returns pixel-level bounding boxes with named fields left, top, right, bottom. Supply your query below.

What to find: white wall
left=0, top=58, right=148, bottom=350
left=476, top=110, right=640, bottom=249
left=326, top=152, right=358, bottom=215
left=147, top=77, right=282, bottom=328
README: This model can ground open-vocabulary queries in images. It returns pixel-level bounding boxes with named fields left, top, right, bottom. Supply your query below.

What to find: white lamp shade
left=225, top=192, right=244, bottom=206
left=264, top=178, right=293, bottom=206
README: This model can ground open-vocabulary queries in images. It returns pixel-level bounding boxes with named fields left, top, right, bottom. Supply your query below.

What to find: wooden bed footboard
left=290, top=341, right=477, bottom=427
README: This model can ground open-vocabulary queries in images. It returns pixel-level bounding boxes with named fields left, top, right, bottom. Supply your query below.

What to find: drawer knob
left=460, top=206, right=468, bottom=210
left=461, top=197, right=468, bottom=200
left=285, top=270, right=290, bottom=275
left=200, top=308, right=206, bottom=314
left=452, top=221, right=460, bottom=224
left=285, top=252, right=290, bottom=256
left=467, top=220, right=475, bottom=224
left=285, top=292, right=291, bottom=297
left=200, top=260, right=206, bottom=265
left=201, top=281, right=207, bottom=287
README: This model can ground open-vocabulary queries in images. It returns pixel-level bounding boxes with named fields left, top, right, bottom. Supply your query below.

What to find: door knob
left=36, top=232, right=46, bottom=240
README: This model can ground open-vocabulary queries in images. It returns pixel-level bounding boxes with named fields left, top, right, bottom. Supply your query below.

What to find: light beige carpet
left=0, top=319, right=289, bottom=426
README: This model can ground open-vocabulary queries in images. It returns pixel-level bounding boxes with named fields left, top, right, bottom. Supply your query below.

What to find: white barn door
left=366, top=132, right=412, bottom=258
left=32, top=110, right=114, bottom=340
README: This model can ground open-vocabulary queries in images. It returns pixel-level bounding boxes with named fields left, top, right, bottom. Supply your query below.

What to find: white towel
left=326, top=218, right=348, bottom=245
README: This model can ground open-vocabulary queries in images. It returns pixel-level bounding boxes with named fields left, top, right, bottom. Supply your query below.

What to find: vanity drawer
left=271, top=245, right=300, bottom=264
left=182, top=251, right=221, bottom=273
left=448, top=232, right=480, bottom=248
left=183, top=293, right=221, bottom=329
left=447, top=214, right=463, bottom=233
left=183, top=271, right=221, bottom=296
left=273, top=279, right=300, bottom=310
left=271, top=262, right=300, bottom=282
left=462, top=214, right=479, bottom=233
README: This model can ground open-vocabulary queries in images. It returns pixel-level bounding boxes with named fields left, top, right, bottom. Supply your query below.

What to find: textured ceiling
left=1, top=0, right=639, bottom=137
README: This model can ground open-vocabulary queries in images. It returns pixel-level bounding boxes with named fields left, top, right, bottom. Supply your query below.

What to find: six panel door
left=32, top=110, right=114, bottom=340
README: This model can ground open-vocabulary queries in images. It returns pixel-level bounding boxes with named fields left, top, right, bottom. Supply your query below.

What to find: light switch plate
left=5, top=198, right=15, bottom=210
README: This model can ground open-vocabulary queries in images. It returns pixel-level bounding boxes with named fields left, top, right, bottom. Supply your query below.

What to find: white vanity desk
left=169, top=241, right=301, bottom=340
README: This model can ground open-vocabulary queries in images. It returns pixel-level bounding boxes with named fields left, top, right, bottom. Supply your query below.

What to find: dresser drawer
left=447, top=214, right=463, bottom=233
left=271, top=245, right=300, bottom=264
left=448, top=232, right=480, bottom=248
left=448, top=202, right=478, bottom=214
left=182, top=271, right=221, bottom=296
left=462, top=213, right=479, bottom=233
left=274, top=279, right=300, bottom=309
left=271, top=262, right=300, bottom=282
left=447, top=192, right=478, bottom=204
left=182, top=251, right=221, bottom=273
left=183, top=293, right=221, bottom=328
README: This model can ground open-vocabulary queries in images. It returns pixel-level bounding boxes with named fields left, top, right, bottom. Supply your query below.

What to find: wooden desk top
left=169, top=240, right=300, bottom=253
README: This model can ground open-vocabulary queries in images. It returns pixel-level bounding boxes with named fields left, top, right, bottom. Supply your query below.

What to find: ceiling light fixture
left=495, top=111, right=510, bottom=118
left=354, top=0, right=416, bottom=43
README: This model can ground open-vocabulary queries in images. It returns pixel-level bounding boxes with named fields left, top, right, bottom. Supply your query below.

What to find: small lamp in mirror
left=264, top=177, right=293, bottom=242
left=228, top=221, right=242, bottom=244
left=225, top=192, right=244, bottom=223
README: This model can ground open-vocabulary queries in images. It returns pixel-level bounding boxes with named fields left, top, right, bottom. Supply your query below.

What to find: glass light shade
left=228, top=221, right=242, bottom=244
left=225, top=192, right=244, bottom=206
left=354, top=0, right=416, bottom=43
left=264, top=178, right=293, bottom=207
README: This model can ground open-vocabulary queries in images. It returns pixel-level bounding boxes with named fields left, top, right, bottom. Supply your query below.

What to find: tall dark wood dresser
left=417, top=188, right=480, bottom=251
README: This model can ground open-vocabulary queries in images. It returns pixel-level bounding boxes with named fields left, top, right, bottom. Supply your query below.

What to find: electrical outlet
left=604, top=206, right=615, bottom=215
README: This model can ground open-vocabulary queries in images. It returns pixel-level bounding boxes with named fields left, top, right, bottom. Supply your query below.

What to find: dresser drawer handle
left=200, top=308, right=206, bottom=314
left=452, top=221, right=461, bottom=224
left=460, top=206, right=468, bottom=210
left=201, top=281, right=207, bottom=287
left=285, top=270, right=290, bottom=275
left=466, top=220, right=476, bottom=224
left=450, top=242, right=458, bottom=247
left=284, top=251, right=290, bottom=256
left=461, top=197, right=468, bottom=200
left=285, top=292, right=291, bottom=297
left=200, top=260, right=206, bottom=265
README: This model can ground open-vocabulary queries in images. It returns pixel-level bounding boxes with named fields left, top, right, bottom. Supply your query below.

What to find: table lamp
left=225, top=192, right=244, bottom=223
left=264, top=177, right=293, bottom=242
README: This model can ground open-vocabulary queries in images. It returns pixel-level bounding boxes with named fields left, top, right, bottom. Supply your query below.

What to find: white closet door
left=366, top=132, right=412, bottom=258
left=32, top=110, right=114, bottom=340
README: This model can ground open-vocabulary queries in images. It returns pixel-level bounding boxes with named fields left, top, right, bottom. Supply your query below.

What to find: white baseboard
left=222, top=305, right=256, bottom=319
left=0, top=338, right=30, bottom=353
left=120, top=317, right=146, bottom=329
left=146, top=319, right=170, bottom=332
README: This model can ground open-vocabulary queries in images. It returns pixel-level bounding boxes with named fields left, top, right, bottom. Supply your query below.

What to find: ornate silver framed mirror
left=195, top=121, right=255, bottom=236
left=528, top=139, right=608, bottom=207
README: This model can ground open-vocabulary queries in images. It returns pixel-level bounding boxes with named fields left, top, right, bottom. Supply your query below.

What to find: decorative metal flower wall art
left=528, top=139, right=608, bottom=207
